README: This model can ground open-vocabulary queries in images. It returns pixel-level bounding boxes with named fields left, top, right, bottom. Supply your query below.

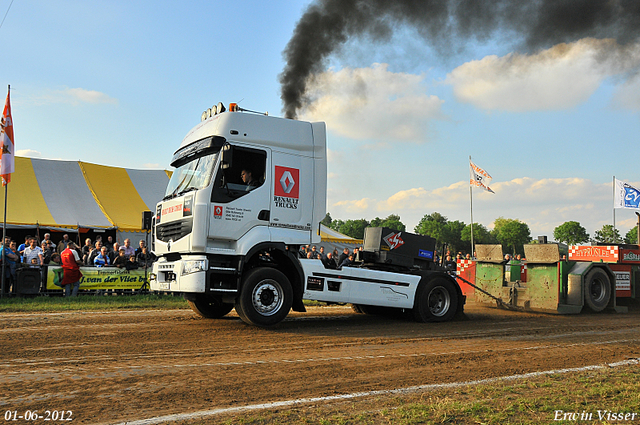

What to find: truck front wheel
left=236, top=267, right=293, bottom=326
left=188, top=295, right=234, bottom=319
left=413, top=277, right=459, bottom=323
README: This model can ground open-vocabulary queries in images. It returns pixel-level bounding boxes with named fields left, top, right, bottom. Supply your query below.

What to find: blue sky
left=3, top=0, right=640, bottom=240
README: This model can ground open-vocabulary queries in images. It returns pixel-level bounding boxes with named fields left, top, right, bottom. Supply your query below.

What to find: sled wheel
left=584, top=268, right=611, bottom=312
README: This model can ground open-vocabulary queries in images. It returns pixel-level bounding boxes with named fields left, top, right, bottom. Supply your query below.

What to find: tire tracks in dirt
left=2, top=304, right=640, bottom=424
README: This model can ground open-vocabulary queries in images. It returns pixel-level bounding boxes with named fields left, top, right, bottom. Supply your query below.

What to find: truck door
left=269, top=151, right=314, bottom=244
left=209, top=145, right=270, bottom=241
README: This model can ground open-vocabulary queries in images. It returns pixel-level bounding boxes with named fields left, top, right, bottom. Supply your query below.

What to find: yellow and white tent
left=0, top=157, right=170, bottom=241
left=318, top=224, right=362, bottom=251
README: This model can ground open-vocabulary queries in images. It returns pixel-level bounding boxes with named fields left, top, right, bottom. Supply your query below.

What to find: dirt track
left=2, top=302, right=640, bottom=424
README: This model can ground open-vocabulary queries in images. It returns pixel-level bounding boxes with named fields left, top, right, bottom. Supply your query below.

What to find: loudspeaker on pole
left=142, top=211, right=153, bottom=230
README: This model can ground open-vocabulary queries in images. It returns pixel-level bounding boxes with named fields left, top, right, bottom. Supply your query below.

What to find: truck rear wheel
left=584, top=268, right=611, bottom=312
left=235, top=267, right=293, bottom=326
left=413, top=277, right=458, bottom=323
left=188, top=295, right=234, bottom=319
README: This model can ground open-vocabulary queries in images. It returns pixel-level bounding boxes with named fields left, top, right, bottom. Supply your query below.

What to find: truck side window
left=211, top=146, right=266, bottom=203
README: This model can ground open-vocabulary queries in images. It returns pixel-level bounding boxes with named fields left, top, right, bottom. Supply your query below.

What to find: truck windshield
left=164, top=153, right=218, bottom=199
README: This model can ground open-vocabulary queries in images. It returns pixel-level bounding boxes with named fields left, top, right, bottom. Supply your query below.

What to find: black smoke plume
left=280, top=0, right=640, bottom=119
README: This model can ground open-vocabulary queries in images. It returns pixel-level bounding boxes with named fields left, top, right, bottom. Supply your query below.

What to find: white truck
left=149, top=103, right=464, bottom=326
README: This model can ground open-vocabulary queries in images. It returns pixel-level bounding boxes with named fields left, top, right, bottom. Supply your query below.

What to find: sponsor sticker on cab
left=274, top=166, right=299, bottom=209
left=160, top=199, right=184, bottom=222
left=213, top=205, right=223, bottom=219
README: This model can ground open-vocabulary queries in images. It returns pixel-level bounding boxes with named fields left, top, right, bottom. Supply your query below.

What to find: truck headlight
left=149, top=273, right=157, bottom=281
left=182, top=260, right=207, bottom=276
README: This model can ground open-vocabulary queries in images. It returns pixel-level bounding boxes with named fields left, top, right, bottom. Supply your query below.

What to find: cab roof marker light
left=228, top=103, right=268, bottom=115
left=202, top=102, right=266, bottom=118
left=201, top=102, right=227, bottom=121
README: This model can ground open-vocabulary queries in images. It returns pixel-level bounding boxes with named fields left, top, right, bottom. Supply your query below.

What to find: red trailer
left=569, top=245, right=638, bottom=299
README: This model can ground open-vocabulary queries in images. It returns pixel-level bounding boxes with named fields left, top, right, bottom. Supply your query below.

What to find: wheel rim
left=428, top=286, right=451, bottom=317
left=252, top=279, right=284, bottom=316
left=589, top=277, right=607, bottom=303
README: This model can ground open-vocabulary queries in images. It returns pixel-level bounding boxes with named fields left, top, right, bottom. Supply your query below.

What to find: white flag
left=470, top=160, right=494, bottom=193
left=614, top=178, right=640, bottom=209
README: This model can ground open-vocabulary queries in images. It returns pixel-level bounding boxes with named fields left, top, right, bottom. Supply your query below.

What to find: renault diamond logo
left=280, top=171, right=295, bottom=194
left=274, top=166, right=299, bottom=199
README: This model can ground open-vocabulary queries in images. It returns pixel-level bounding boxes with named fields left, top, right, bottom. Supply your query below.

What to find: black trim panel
left=312, top=272, right=410, bottom=287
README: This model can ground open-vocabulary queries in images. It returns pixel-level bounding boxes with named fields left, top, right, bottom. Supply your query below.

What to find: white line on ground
left=113, top=358, right=640, bottom=425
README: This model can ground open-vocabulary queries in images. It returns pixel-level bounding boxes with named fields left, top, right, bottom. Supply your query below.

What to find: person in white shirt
left=122, top=239, right=135, bottom=257
left=23, top=237, right=44, bottom=266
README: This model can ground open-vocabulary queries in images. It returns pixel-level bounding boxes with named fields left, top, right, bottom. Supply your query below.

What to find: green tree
left=414, top=213, right=468, bottom=253
left=370, top=214, right=406, bottom=232
left=593, top=224, right=622, bottom=244
left=461, top=223, right=497, bottom=246
left=492, top=217, right=531, bottom=255
left=625, top=226, right=638, bottom=244
left=443, top=220, right=467, bottom=254
left=320, top=212, right=332, bottom=227
left=329, top=219, right=344, bottom=232
left=336, top=219, right=370, bottom=239
left=414, top=212, right=449, bottom=247
left=553, top=221, right=590, bottom=245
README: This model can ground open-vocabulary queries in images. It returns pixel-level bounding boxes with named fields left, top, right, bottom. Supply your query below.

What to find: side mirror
left=221, top=144, right=233, bottom=170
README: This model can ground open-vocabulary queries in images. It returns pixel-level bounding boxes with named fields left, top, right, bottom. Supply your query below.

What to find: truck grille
left=156, top=218, right=193, bottom=242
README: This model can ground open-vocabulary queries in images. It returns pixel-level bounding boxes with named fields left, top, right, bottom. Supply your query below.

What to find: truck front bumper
left=150, top=256, right=208, bottom=293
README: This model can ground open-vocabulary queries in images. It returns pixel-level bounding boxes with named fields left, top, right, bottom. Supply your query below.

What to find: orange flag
left=0, top=88, right=14, bottom=186
left=469, top=159, right=494, bottom=194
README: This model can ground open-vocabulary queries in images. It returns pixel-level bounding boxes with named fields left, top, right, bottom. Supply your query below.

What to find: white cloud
left=333, top=198, right=372, bottom=212
left=446, top=38, right=640, bottom=112
left=328, top=176, right=634, bottom=239
left=63, top=87, right=117, bottom=104
left=31, top=87, right=117, bottom=106
left=16, top=149, right=42, bottom=158
left=300, top=63, right=444, bottom=142
left=612, top=73, right=640, bottom=110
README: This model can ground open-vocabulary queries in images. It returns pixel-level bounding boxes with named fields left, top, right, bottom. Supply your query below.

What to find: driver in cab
left=241, top=168, right=260, bottom=191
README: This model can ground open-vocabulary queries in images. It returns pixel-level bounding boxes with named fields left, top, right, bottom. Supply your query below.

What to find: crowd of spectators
left=298, top=245, right=488, bottom=273
left=78, top=236, right=156, bottom=269
left=298, top=244, right=362, bottom=270
left=0, top=233, right=157, bottom=293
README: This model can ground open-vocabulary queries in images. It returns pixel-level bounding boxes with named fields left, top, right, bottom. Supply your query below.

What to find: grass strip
left=0, top=294, right=340, bottom=313
left=174, top=363, right=640, bottom=425
left=0, top=293, right=189, bottom=312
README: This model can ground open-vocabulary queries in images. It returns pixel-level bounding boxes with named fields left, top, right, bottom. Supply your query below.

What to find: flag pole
left=469, top=156, right=474, bottom=256
left=1, top=182, right=6, bottom=298
left=1, top=84, right=8, bottom=298
left=613, top=175, right=616, bottom=231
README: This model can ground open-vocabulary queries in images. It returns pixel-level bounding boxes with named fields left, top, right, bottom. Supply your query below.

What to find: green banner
left=47, top=266, right=148, bottom=290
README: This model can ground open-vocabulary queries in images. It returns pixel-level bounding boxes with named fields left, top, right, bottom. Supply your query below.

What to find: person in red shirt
left=61, top=241, right=83, bottom=297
